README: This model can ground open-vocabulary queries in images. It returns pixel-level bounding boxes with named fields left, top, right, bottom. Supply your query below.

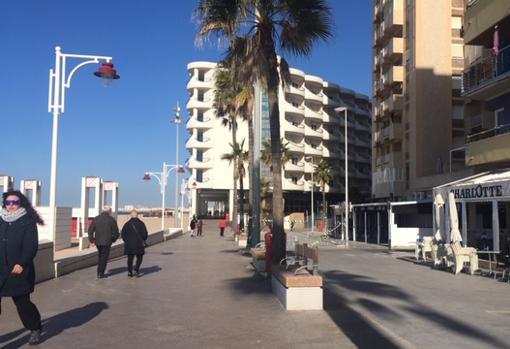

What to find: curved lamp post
left=143, top=162, right=185, bottom=230
left=173, top=103, right=181, bottom=228
left=48, top=46, right=119, bottom=244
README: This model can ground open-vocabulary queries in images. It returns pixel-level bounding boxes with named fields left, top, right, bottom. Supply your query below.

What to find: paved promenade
left=2, top=222, right=510, bottom=348
left=0, top=224, right=355, bottom=349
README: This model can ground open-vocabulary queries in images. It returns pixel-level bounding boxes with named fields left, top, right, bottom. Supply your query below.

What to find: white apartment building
left=186, top=61, right=372, bottom=219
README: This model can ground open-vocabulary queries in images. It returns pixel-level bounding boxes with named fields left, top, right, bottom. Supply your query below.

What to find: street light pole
left=143, top=162, right=184, bottom=231
left=173, top=102, right=181, bottom=228
left=336, top=107, right=348, bottom=247
left=48, top=46, right=119, bottom=244
left=311, top=168, right=314, bottom=232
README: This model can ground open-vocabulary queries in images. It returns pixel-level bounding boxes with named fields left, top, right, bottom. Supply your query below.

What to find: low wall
left=34, top=240, right=54, bottom=283
left=54, top=229, right=183, bottom=278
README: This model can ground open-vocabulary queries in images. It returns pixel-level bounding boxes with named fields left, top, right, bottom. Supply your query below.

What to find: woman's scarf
left=0, top=207, right=27, bottom=223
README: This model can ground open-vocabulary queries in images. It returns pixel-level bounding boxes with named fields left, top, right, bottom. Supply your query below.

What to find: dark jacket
left=0, top=215, right=38, bottom=297
left=121, top=218, right=148, bottom=255
left=88, top=212, right=119, bottom=246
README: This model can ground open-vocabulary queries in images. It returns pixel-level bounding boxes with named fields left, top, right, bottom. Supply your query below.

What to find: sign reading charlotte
left=450, top=184, right=504, bottom=200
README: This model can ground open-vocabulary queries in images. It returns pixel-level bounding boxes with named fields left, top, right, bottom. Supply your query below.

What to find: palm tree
left=261, top=138, right=290, bottom=171
left=221, top=140, right=249, bottom=231
left=314, top=159, right=332, bottom=231
left=196, top=0, right=333, bottom=263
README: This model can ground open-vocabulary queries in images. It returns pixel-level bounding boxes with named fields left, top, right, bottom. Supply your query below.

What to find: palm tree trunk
left=231, top=120, right=238, bottom=235
left=263, top=39, right=285, bottom=264
left=239, top=164, right=245, bottom=231
left=247, top=116, right=254, bottom=241
left=322, top=184, right=326, bottom=232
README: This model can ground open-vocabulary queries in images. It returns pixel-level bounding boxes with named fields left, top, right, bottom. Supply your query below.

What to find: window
left=292, top=157, right=298, bottom=165
left=495, top=108, right=507, bottom=127
left=197, top=131, right=203, bottom=142
left=196, top=170, right=203, bottom=182
left=197, top=151, right=203, bottom=161
left=198, top=71, right=205, bottom=82
left=292, top=176, right=298, bottom=184
left=197, top=111, right=204, bottom=122
left=197, top=93, right=204, bottom=102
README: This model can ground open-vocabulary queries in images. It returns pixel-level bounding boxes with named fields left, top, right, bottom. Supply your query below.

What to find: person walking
left=121, top=210, right=148, bottom=277
left=196, top=219, right=203, bottom=237
left=218, top=219, right=226, bottom=237
left=0, top=190, right=43, bottom=345
left=189, top=215, right=198, bottom=237
left=88, top=206, right=119, bottom=279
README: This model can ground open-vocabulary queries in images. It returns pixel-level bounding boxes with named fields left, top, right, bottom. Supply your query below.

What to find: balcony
left=287, top=141, right=305, bottom=153
left=464, top=0, right=510, bottom=45
left=304, top=125, right=324, bottom=139
left=465, top=123, right=510, bottom=166
left=304, top=106, right=324, bottom=121
left=186, top=97, right=213, bottom=110
left=283, top=178, right=305, bottom=191
left=462, top=46, right=510, bottom=99
left=382, top=94, right=403, bottom=116
left=186, top=77, right=213, bottom=90
left=185, top=136, right=213, bottom=149
left=285, top=100, right=306, bottom=116
left=187, top=157, right=214, bottom=169
left=382, top=37, right=404, bottom=64
left=322, top=129, right=341, bottom=141
left=284, top=120, right=306, bottom=136
left=323, top=147, right=343, bottom=159
left=285, top=84, right=305, bottom=97
left=304, top=74, right=324, bottom=86
left=304, top=88, right=324, bottom=104
left=382, top=0, right=404, bottom=38
left=284, top=161, right=305, bottom=173
left=186, top=116, right=214, bottom=130
left=304, top=144, right=323, bottom=156
left=322, top=110, right=341, bottom=124
left=383, top=66, right=404, bottom=87
left=323, top=95, right=341, bottom=107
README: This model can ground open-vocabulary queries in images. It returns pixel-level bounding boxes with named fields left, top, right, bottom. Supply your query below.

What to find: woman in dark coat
left=121, top=210, right=148, bottom=277
left=0, top=190, right=43, bottom=345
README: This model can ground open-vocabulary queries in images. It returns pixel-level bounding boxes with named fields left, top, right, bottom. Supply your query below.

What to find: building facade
left=186, top=61, right=372, bottom=219
left=372, top=0, right=468, bottom=200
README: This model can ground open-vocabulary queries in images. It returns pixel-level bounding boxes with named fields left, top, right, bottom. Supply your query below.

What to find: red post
left=264, top=231, right=273, bottom=273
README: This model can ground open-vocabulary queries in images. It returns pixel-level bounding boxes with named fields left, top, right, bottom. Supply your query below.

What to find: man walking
left=88, top=206, right=119, bottom=278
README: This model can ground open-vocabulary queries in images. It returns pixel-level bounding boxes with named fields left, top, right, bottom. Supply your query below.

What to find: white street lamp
left=173, top=102, right=181, bottom=228
left=335, top=107, right=348, bottom=247
left=48, top=46, right=119, bottom=244
left=143, top=162, right=185, bottom=231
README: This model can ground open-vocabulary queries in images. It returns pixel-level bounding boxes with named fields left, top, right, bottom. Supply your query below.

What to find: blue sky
left=0, top=0, right=371, bottom=208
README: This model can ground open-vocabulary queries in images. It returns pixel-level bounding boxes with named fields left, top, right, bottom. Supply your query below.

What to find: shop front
left=433, top=170, right=510, bottom=253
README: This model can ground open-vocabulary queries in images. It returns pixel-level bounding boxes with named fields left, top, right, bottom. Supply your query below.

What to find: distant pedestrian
left=196, top=219, right=203, bottom=237
left=121, top=210, right=148, bottom=277
left=290, top=219, right=295, bottom=232
left=0, top=190, right=44, bottom=345
left=88, top=206, right=120, bottom=279
left=218, top=219, right=226, bottom=237
left=189, top=215, right=198, bottom=237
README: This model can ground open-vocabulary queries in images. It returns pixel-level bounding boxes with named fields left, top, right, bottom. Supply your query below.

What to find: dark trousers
left=0, top=294, right=41, bottom=330
left=220, top=227, right=225, bottom=236
left=127, top=254, right=143, bottom=273
left=97, top=245, right=111, bottom=275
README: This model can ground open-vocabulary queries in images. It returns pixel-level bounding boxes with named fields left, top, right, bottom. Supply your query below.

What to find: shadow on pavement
left=323, top=288, right=402, bottom=349
left=324, top=270, right=508, bottom=349
left=223, top=274, right=272, bottom=297
left=1, top=302, right=108, bottom=349
left=138, top=265, right=162, bottom=277
left=159, top=252, right=174, bottom=256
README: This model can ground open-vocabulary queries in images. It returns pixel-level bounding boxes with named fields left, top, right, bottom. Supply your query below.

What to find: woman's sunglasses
left=5, top=200, right=20, bottom=206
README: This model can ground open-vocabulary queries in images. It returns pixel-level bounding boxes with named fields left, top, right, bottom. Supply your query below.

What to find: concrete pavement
left=0, top=223, right=356, bottom=349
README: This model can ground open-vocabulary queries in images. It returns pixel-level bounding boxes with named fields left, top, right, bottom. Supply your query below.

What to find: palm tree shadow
left=1, top=302, right=108, bottom=348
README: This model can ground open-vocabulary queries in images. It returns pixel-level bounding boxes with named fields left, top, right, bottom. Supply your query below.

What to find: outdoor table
left=476, top=249, right=500, bottom=276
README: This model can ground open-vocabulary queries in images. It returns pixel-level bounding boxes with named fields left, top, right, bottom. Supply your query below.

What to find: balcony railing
left=466, top=123, right=510, bottom=143
left=462, top=45, right=510, bottom=95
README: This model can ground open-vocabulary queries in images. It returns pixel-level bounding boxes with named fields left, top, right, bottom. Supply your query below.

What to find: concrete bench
left=272, top=243, right=323, bottom=310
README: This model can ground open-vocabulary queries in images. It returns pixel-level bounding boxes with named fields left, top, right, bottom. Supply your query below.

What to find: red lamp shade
left=142, top=173, right=151, bottom=181
left=94, top=62, right=120, bottom=80
left=177, top=166, right=185, bottom=174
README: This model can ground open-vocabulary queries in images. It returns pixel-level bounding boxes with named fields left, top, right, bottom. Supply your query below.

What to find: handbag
left=131, top=222, right=149, bottom=247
